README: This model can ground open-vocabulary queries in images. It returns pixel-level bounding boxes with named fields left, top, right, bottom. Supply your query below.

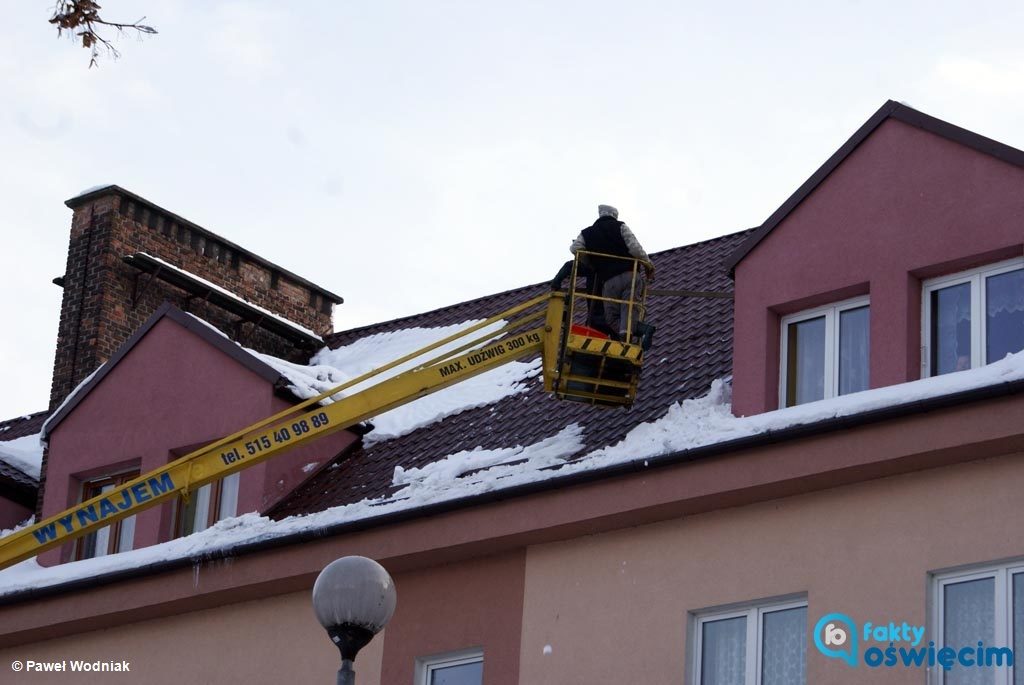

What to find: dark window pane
left=762, top=606, right=806, bottom=685
left=429, top=660, right=482, bottom=685
left=79, top=530, right=99, bottom=559
left=838, top=306, right=869, bottom=395
left=701, top=616, right=746, bottom=685
left=77, top=474, right=138, bottom=560
left=986, top=269, right=1024, bottom=364
left=931, top=283, right=972, bottom=376
left=944, top=577, right=994, bottom=685
left=786, top=316, right=826, bottom=406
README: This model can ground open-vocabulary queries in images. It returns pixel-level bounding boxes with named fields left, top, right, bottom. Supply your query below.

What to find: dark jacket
left=577, top=216, right=633, bottom=279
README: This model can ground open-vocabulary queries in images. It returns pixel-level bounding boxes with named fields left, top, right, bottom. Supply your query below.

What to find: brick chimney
left=48, top=186, right=343, bottom=410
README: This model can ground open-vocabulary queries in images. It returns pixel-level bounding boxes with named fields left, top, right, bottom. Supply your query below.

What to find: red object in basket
left=570, top=324, right=609, bottom=339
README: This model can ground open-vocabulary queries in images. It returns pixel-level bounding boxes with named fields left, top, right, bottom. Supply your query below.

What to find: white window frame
left=692, top=598, right=807, bottom=685
left=931, top=561, right=1022, bottom=684
left=414, top=647, right=483, bottom=685
left=175, top=471, right=240, bottom=538
left=779, top=296, right=870, bottom=408
left=922, top=257, right=1024, bottom=377
left=75, top=468, right=139, bottom=560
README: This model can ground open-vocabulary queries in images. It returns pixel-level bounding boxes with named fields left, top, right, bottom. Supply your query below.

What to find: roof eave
left=8, top=374, right=1024, bottom=605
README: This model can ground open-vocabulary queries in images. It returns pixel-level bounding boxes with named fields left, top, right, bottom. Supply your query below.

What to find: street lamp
left=312, top=556, right=397, bottom=685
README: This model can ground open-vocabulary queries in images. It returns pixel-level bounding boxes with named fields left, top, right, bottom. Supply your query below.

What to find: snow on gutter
left=4, top=351, right=1024, bottom=600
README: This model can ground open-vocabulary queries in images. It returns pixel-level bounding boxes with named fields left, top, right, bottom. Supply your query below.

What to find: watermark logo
left=813, top=613, right=858, bottom=667
left=813, top=612, right=1013, bottom=671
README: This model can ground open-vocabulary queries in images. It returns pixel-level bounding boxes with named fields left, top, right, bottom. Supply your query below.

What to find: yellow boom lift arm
left=0, top=257, right=650, bottom=571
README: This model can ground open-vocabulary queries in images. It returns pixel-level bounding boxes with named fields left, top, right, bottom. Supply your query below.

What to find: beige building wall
left=0, top=590, right=384, bottom=685
left=518, top=450, right=1024, bottom=684
left=1, top=450, right=1021, bottom=684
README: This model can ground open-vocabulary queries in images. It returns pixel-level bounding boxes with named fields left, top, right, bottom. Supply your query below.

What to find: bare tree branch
left=49, top=1, right=157, bottom=68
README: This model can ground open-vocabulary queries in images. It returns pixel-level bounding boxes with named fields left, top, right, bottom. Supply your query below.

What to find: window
left=923, top=259, right=1024, bottom=377
left=779, top=297, right=870, bottom=407
left=176, top=473, right=240, bottom=537
left=693, top=600, right=807, bottom=685
left=415, top=649, right=483, bottom=685
left=933, top=562, right=1021, bottom=684
left=76, top=471, right=138, bottom=560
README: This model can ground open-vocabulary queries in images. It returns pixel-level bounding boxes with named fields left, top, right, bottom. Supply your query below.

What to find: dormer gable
left=729, top=101, right=1024, bottom=416
left=39, top=303, right=358, bottom=566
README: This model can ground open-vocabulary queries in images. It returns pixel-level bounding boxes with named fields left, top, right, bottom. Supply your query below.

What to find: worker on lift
left=569, top=204, right=655, bottom=341
left=549, top=258, right=613, bottom=336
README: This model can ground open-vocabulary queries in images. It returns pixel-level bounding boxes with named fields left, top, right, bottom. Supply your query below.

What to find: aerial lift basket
left=551, top=251, right=653, bottom=407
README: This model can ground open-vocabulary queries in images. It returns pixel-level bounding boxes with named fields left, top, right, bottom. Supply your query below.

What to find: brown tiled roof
left=271, top=228, right=753, bottom=519
left=0, top=411, right=46, bottom=507
left=0, top=411, right=48, bottom=441
left=0, top=456, right=37, bottom=493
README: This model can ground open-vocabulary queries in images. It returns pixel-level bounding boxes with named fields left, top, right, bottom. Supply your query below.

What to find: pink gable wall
left=0, top=498, right=31, bottom=530
left=732, top=118, right=1024, bottom=416
left=43, top=316, right=357, bottom=565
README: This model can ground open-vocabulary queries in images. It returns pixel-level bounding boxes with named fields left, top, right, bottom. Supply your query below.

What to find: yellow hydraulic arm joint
left=0, top=293, right=567, bottom=571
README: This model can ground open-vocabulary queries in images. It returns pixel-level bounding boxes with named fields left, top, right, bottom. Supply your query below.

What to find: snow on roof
left=137, top=253, right=324, bottom=342
left=73, top=184, right=115, bottom=198
left=191, top=310, right=541, bottom=446
left=3, top=350, right=1024, bottom=596
left=0, top=518, right=33, bottom=542
left=0, top=433, right=44, bottom=480
left=305, top=322, right=540, bottom=445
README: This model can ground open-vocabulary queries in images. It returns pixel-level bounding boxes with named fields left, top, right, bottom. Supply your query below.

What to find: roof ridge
left=0, top=410, right=49, bottom=427
left=326, top=227, right=756, bottom=345
left=325, top=282, right=542, bottom=343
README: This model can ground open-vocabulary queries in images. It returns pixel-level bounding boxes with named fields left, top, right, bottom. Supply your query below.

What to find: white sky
left=2, top=0, right=1024, bottom=419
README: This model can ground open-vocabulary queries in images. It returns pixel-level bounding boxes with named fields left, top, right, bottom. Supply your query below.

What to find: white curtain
left=839, top=306, right=870, bottom=395
left=986, top=269, right=1024, bottom=363
left=944, top=577, right=994, bottom=685
left=701, top=616, right=746, bottom=685
left=761, top=607, right=807, bottom=685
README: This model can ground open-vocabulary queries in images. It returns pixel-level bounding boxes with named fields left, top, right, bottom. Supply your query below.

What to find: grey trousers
left=602, top=271, right=635, bottom=339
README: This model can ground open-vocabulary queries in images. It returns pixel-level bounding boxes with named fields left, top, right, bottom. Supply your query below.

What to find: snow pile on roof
left=0, top=433, right=44, bottom=479
left=187, top=312, right=541, bottom=446
left=0, top=518, right=34, bottom=544
left=248, top=352, right=352, bottom=403
left=587, top=348, right=1024, bottom=466
left=261, top=321, right=542, bottom=445
left=4, top=351, right=1024, bottom=597
left=393, top=424, right=583, bottom=492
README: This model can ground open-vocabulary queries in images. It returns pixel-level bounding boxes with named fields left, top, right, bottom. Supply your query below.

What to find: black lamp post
left=312, top=556, right=397, bottom=685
